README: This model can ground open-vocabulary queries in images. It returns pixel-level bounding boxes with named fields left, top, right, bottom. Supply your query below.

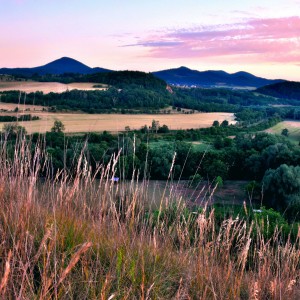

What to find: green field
left=149, top=140, right=212, bottom=152
left=266, top=120, right=300, bottom=143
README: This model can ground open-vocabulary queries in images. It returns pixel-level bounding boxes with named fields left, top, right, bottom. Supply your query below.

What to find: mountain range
left=153, top=66, right=284, bottom=88
left=0, top=57, right=285, bottom=88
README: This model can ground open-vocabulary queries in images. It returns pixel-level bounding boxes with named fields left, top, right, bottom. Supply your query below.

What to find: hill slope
left=256, top=81, right=300, bottom=101
left=153, top=66, right=283, bottom=88
left=0, top=57, right=111, bottom=76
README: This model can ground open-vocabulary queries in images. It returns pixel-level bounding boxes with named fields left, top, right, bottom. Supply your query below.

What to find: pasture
left=0, top=81, right=107, bottom=94
left=0, top=112, right=236, bottom=134
left=266, top=120, right=300, bottom=143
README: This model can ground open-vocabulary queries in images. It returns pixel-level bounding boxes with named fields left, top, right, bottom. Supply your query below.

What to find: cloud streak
left=126, top=17, right=300, bottom=64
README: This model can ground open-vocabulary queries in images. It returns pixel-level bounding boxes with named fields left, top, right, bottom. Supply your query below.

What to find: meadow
left=0, top=135, right=299, bottom=299
left=0, top=111, right=236, bottom=133
left=266, top=120, right=300, bottom=143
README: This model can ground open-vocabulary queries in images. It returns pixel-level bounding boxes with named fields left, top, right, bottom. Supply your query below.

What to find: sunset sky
left=1, top=0, right=300, bottom=80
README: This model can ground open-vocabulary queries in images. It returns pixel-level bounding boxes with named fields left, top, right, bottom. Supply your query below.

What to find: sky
left=0, top=0, right=300, bottom=80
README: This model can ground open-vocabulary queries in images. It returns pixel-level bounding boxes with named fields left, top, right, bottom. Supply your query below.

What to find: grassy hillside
left=0, top=136, right=299, bottom=299
left=266, top=120, right=300, bottom=143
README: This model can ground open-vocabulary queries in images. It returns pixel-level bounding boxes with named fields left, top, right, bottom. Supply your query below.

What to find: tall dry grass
left=0, top=134, right=299, bottom=299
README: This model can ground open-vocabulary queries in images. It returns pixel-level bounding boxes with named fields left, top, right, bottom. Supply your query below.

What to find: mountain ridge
left=0, top=57, right=286, bottom=88
left=153, top=67, right=284, bottom=88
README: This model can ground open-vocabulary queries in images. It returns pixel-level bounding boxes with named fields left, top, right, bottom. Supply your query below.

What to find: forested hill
left=256, top=81, right=300, bottom=101
left=83, top=71, right=167, bottom=90
left=153, top=66, right=283, bottom=88
left=0, top=71, right=170, bottom=113
left=27, top=70, right=167, bottom=91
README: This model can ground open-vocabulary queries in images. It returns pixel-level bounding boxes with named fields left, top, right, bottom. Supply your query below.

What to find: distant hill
left=0, top=57, right=111, bottom=76
left=153, top=66, right=283, bottom=88
left=256, top=81, right=300, bottom=101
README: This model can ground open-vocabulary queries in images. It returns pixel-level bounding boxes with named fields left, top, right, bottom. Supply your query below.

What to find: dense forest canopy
left=256, top=81, right=300, bottom=101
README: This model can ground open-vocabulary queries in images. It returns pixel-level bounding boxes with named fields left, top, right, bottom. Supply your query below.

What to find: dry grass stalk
left=0, top=250, right=12, bottom=294
left=0, top=133, right=299, bottom=299
left=57, top=241, right=92, bottom=287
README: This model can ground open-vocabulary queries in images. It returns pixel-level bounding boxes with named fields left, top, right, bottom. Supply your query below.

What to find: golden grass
left=0, top=135, right=299, bottom=299
left=0, top=81, right=107, bottom=94
left=0, top=112, right=236, bottom=133
left=0, top=135, right=300, bottom=300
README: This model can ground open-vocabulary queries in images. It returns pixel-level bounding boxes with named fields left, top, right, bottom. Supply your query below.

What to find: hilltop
left=0, top=57, right=111, bottom=76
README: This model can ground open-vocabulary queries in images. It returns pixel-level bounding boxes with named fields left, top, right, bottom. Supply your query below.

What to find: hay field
left=0, top=81, right=107, bottom=94
left=265, top=120, right=300, bottom=143
left=0, top=102, right=45, bottom=112
left=0, top=112, right=235, bottom=134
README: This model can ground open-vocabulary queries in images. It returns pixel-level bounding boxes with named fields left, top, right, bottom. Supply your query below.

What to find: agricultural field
left=0, top=102, right=45, bottom=112
left=265, top=120, right=300, bottom=143
left=0, top=81, right=107, bottom=94
left=0, top=112, right=235, bottom=134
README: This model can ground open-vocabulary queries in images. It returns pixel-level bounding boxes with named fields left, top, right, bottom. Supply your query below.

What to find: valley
left=2, top=0, right=300, bottom=297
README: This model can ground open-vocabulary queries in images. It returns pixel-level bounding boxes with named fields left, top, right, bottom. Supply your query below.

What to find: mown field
left=0, top=81, right=107, bottom=94
left=0, top=111, right=236, bottom=133
left=266, top=120, right=300, bottom=143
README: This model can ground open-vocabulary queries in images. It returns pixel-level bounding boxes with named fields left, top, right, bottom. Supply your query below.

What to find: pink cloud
left=127, top=17, right=300, bottom=64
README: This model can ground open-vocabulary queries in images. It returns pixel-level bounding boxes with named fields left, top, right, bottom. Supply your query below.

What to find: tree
left=51, top=120, right=65, bottom=133
left=245, top=180, right=261, bottom=200
left=140, top=125, right=148, bottom=133
left=158, top=124, right=169, bottom=133
left=221, top=120, right=229, bottom=127
left=189, top=174, right=202, bottom=187
left=263, top=164, right=300, bottom=219
left=212, top=120, right=220, bottom=127
left=215, top=176, right=223, bottom=189
left=205, top=159, right=228, bottom=180
left=151, top=120, right=160, bottom=133
left=2, top=123, right=27, bottom=136
left=214, top=136, right=224, bottom=149
left=281, top=128, right=289, bottom=136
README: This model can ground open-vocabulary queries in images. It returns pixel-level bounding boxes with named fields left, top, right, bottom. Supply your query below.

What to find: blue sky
left=1, top=0, right=300, bottom=80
